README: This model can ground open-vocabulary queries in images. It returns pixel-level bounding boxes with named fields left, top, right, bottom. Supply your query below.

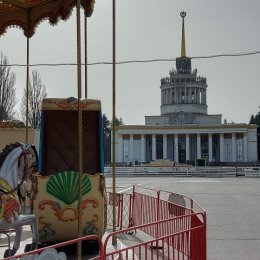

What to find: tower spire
left=180, top=11, right=186, bottom=57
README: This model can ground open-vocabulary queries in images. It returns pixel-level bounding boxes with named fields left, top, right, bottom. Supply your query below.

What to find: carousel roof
left=0, top=0, right=95, bottom=38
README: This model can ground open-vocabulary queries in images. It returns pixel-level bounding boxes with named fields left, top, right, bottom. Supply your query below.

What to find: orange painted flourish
left=0, top=194, right=21, bottom=223
left=0, top=121, right=25, bottom=128
left=42, top=98, right=101, bottom=111
left=38, top=198, right=99, bottom=222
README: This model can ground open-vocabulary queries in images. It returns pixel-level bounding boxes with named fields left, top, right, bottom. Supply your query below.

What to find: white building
left=114, top=12, right=258, bottom=165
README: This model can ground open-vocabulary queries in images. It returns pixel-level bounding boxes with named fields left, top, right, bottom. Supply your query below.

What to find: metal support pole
left=84, top=8, right=88, bottom=99
left=112, top=0, right=117, bottom=246
left=76, top=0, right=83, bottom=259
left=26, top=36, right=29, bottom=144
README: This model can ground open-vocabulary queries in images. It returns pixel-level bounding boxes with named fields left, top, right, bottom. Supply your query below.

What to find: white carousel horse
left=0, top=143, right=39, bottom=258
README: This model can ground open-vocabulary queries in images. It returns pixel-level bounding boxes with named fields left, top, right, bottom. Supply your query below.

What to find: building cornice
left=116, top=123, right=257, bottom=131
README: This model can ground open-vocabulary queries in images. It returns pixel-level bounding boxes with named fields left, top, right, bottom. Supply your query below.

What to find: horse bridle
left=0, top=147, right=34, bottom=196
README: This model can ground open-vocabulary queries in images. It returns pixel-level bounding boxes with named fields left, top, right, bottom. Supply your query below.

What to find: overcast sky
left=1, top=0, right=260, bottom=125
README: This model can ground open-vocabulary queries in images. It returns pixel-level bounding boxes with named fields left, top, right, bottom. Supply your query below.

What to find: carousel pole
left=112, top=0, right=117, bottom=246
left=76, top=0, right=83, bottom=259
left=26, top=35, right=29, bottom=144
left=25, top=11, right=30, bottom=215
left=84, top=6, right=88, bottom=99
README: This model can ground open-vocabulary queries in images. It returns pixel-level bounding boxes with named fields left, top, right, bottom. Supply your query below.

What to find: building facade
left=114, top=12, right=258, bottom=165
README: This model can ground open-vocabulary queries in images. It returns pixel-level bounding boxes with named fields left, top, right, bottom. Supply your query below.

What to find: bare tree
left=20, top=70, right=47, bottom=129
left=0, top=53, right=16, bottom=121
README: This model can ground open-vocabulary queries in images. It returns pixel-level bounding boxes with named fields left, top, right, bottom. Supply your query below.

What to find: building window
left=192, top=92, right=195, bottom=103
left=172, top=92, right=175, bottom=103
left=181, top=91, right=185, bottom=103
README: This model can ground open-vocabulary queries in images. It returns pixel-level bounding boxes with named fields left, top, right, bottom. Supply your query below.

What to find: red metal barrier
left=107, top=192, right=133, bottom=229
left=106, top=186, right=206, bottom=260
left=104, top=214, right=205, bottom=260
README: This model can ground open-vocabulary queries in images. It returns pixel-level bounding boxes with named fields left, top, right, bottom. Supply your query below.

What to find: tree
left=103, top=114, right=111, bottom=164
left=20, top=70, right=47, bottom=129
left=250, top=114, right=256, bottom=124
left=249, top=109, right=260, bottom=160
left=0, top=53, right=16, bottom=121
left=115, top=117, right=124, bottom=126
left=102, top=114, right=124, bottom=165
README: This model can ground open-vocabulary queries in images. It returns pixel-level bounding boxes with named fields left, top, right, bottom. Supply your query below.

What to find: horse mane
left=30, top=144, right=39, bottom=167
left=0, top=142, right=23, bottom=169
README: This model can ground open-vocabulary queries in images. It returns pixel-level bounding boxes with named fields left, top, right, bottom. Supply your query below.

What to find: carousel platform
left=0, top=226, right=124, bottom=260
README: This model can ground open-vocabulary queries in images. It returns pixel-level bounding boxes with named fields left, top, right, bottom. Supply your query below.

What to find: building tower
left=160, top=11, right=208, bottom=125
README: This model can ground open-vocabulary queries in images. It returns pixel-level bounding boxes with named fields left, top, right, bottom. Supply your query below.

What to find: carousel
left=0, top=0, right=117, bottom=258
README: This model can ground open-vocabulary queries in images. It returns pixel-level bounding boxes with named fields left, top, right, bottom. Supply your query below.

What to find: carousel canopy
left=0, top=0, right=95, bottom=38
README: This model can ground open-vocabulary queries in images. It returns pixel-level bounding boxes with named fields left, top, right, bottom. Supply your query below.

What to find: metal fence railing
left=105, top=166, right=260, bottom=177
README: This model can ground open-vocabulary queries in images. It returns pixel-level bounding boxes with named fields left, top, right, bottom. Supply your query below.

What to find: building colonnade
left=161, top=86, right=207, bottom=105
left=118, top=132, right=248, bottom=164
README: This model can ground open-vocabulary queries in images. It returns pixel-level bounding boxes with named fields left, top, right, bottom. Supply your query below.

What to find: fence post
left=119, top=193, right=123, bottom=230
left=156, top=190, right=160, bottom=238
left=202, top=212, right=207, bottom=260
left=128, top=193, right=134, bottom=228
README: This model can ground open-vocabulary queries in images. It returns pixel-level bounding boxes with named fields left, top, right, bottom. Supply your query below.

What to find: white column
left=232, top=133, right=237, bottom=162
left=118, top=135, right=123, bottom=162
left=130, top=134, right=134, bottom=163
left=243, top=133, right=248, bottom=162
left=163, top=134, right=167, bottom=159
left=197, top=133, right=201, bottom=159
left=185, top=134, right=190, bottom=161
left=141, top=134, right=146, bottom=163
left=220, top=133, right=224, bottom=162
left=208, top=133, right=213, bottom=162
left=152, top=134, right=156, bottom=161
left=174, top=134, right=179, bottom=162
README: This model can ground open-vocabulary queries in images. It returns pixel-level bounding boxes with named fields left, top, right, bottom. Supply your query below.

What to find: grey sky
left=1, top=0, right=260, bottom=125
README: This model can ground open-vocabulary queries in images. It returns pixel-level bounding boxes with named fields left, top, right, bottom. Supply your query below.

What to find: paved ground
left=1, top=176, right=260, bottom=260
left=106, top=176, right=260, bottom=260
